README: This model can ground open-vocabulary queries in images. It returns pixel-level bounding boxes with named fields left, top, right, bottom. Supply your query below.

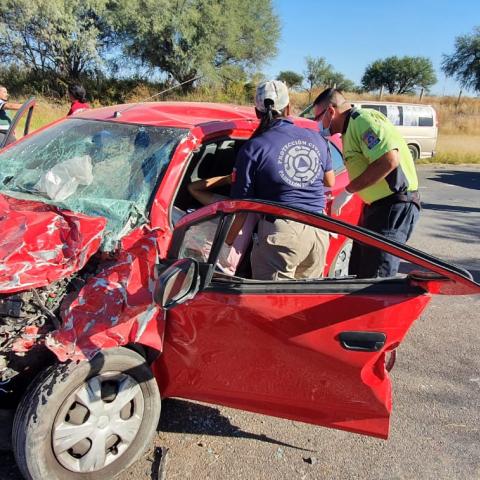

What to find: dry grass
left=437, top=134, right=480, bottom=153
left=29, top=98, right=68, bottom=130
left=426, top=134, right=480, bottom=164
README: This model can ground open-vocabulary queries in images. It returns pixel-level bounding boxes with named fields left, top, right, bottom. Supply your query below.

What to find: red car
left=0, top=102, right=478, bottom=480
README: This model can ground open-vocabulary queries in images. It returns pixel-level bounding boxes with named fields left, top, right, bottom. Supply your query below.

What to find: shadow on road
left=421, top=202, right=480, bottom=214
left=158, top=398, right=313, bottom=452
left=427, top=170, right=480, bottom=191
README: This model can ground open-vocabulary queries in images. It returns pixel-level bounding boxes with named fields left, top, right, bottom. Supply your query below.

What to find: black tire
left=12, top=347, right=161, bottom=480
left=408, top=144, right=420, bottom=162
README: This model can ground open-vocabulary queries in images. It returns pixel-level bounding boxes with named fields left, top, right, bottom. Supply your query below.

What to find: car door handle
left=339, top=332, right=386, bottom=352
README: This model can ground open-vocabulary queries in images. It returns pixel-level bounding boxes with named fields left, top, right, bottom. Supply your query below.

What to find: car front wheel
left=12, top=347, right=161, bottom=480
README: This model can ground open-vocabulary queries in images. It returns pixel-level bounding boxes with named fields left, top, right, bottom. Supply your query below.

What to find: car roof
left=73, top=101, right=318, bottom=132
left=75, top=101, right=258, bottom=129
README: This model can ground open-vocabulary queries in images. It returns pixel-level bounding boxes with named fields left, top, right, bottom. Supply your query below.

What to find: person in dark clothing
left=230, top=80, right=335, bottom=280
left=67, top=84, right=91, bottom=116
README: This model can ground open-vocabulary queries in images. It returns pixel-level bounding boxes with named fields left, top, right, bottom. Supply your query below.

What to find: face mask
left=318, top=110, right=332, bottom=137
left=325, top=137, right=332, bottom=162
left=319, top=123, right=331, bottom=137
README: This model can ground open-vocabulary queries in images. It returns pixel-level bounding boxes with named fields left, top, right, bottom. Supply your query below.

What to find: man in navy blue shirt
left=231, top=80, right=335, bottom=280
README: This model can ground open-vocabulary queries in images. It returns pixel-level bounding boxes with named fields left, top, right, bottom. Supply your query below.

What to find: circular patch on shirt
left=278, top=141, right=322, bottom=188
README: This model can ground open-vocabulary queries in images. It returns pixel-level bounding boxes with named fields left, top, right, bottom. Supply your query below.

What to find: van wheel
left=13, top=347, right=161, bottom=480
left=408, top=144, right=419, bottom=161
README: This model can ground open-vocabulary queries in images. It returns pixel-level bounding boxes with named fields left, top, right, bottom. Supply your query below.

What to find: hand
left=332, top=188, right=353, bottom=216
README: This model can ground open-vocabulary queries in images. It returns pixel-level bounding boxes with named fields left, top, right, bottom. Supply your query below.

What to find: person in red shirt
left=67, top=84, right=91, bottom=116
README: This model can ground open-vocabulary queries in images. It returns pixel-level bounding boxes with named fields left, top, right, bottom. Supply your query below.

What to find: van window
left=403, top=106, right=434, bottom=127
left=386, top=105, right=402, bottom=126
left=418, top=116, right=434, bottom=127
left=361, top=104, right=387, bottom=116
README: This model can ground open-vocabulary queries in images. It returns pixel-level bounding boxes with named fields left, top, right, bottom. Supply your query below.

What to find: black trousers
left=349, top=200, right=420, bottom=278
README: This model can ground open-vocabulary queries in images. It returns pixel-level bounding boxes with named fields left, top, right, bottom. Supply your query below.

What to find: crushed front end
left=0, top=278, right=78, bottom=405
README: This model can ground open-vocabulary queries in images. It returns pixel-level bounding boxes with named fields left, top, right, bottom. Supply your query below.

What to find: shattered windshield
left=0, top=119, right=188, bottom=250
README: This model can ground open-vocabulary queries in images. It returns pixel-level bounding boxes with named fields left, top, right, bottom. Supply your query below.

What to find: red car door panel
left=153, top=200, right=479, bottom=439
left=155, top=285, right=431, bottom=439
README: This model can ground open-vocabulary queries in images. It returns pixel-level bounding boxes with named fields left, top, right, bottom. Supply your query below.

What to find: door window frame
left=167, top=199, right=479, bottom=295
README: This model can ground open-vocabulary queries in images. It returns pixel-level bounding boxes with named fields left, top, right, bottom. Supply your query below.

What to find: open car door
left=0, top=97, right=36, bottom=149
left=153, top=200, right=480, bottom=439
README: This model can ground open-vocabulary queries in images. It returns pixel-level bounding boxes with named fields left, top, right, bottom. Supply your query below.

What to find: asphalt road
left=1, top=165, right=479, bottom=480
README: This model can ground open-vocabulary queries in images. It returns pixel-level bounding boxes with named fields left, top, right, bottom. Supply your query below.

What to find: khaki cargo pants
left=251, top=217, right=330, bottom=280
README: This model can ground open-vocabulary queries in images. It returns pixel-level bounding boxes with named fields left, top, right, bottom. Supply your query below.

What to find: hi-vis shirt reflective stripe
left=342, top=108, right=419, bottom=204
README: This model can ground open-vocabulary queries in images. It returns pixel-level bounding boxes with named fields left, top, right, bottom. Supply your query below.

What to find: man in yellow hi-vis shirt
left=313, top=88, right=421, bottom=278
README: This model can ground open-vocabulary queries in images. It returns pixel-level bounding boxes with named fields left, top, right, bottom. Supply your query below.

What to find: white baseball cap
left=255, top=80, right=290, bottom=113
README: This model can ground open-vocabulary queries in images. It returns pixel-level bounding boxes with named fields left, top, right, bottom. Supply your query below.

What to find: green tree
left=0, top=0, right=113, bottom=80
left=303, top=56, right=334, bottom=100
left=442, top=26, right=480, bottom=93
left=361, top=56, right=437, bottom=94
left=277, top=70, right=303, bottom=89
left=112, top=0, right=280, bottom=90
left=324, top=71, right=356, bottom=92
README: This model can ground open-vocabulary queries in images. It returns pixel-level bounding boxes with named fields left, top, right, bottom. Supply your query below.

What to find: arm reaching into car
left=332, top=151, right=400, bottom=216
left=188, top=174, right=232, bottom=206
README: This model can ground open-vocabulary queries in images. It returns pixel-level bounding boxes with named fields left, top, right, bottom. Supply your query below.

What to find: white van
left=351, top=101, right=438, bottom=160
left=300, top=101, right=438, bottom=161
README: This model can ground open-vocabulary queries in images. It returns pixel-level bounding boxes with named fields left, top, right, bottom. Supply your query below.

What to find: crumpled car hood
left=0, top=193, right=106, bottom=293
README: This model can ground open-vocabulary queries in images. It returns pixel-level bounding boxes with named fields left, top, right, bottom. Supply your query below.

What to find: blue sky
left=264, top=0, right=478, bottom=95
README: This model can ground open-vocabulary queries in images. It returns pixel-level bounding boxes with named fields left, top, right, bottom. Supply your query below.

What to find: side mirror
left=154, top=258, right=200, bottom=309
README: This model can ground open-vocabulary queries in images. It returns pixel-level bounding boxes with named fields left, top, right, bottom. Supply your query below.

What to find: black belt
left=371, top=190, right=421, bottom=209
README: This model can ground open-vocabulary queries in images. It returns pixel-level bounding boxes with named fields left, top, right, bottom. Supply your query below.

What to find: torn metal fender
left=46, top=228, right=165, bottom=362
left=0, top=194, right=106, bottom=293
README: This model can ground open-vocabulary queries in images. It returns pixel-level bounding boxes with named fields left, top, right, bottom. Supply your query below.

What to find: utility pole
left=379, top=85, right=384, bottom=100
left=456, top=89, right=463, bottom=110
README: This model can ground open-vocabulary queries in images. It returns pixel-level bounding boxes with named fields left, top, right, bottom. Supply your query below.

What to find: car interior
left=172, top=138, right=246, bottom=214
left=168, top=136, right=367, bottom=282
left=171, top=136, right=344, bottom=220
left=170, top=137, right=256, bottom=278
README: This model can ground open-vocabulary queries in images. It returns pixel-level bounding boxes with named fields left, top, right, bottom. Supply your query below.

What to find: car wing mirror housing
left=154, top=258, right=200, bottom=309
